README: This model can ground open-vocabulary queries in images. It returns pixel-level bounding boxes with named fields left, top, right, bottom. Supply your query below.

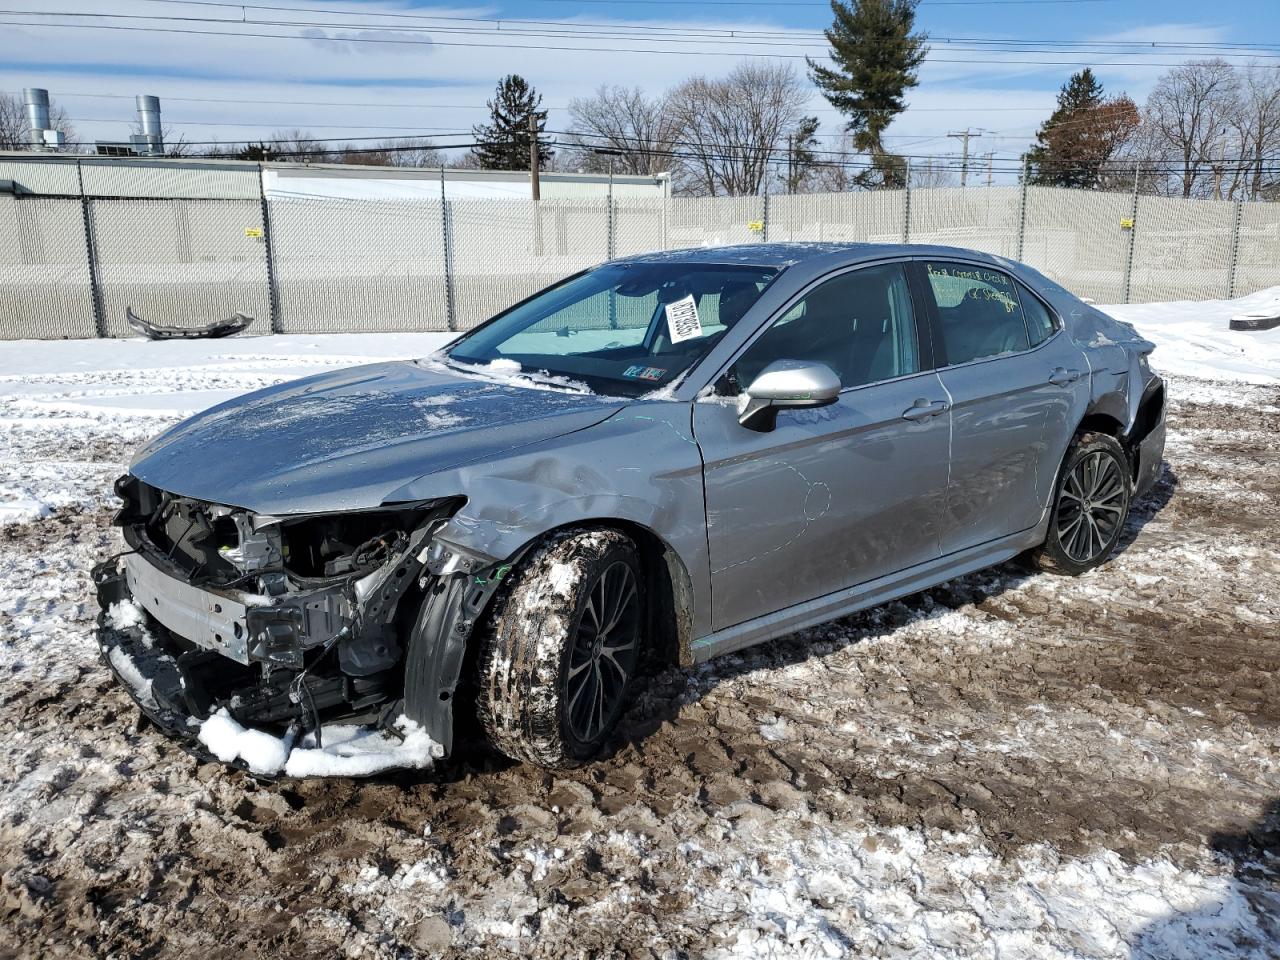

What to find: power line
left=31, top=113, right=1274, bottom=173
left=4, top=89, right=1064, bottom=116
left=68, top=0, right=1280, bottom=55
left=2, top=17, right=1265, bottom=67
left=8, top=9, right=1280, bottom=59
left=101, top=0, right=1123, bottom=12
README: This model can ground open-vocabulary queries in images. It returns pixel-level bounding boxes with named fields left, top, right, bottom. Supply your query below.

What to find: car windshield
left=443, top=261, right=779, bottom=397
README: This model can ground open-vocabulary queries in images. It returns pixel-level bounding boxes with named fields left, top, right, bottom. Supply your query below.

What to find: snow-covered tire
left=476, top=528, right=644, bottom=768
left=1031, top=431, right=1132, bottom=576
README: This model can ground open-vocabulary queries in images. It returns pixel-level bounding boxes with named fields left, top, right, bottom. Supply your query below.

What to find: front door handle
left=1049, top=367, right=1082, bottom=386
left=902, top=399, right=950, bottom=422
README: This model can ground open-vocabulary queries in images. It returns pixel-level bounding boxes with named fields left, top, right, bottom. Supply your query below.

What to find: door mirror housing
left=737, top=359, right=841, bottom=431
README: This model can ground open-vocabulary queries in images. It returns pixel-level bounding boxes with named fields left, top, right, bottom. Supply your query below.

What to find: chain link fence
left=0, top=153, right=1277, bottom=340
left=268, top=196, right=448, bottom=334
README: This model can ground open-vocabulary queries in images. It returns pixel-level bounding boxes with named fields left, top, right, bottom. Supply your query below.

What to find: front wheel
left=475, top=528, right=644, bottom=767
left=1031, top=431, right=1132, bottom=576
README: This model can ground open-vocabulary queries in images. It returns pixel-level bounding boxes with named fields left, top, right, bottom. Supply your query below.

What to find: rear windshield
left=444, top=261, right=779, bottom=397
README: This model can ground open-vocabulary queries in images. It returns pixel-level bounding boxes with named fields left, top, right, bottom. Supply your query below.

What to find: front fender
left=393, top=401, right=712, bottom=753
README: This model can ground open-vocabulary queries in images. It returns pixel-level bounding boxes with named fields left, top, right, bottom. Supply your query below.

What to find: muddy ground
left=0, top=373, right=1277, bottom=959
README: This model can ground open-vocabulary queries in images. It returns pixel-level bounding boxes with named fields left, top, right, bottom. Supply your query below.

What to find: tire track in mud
left=1, top=377, right=1278, bottom=957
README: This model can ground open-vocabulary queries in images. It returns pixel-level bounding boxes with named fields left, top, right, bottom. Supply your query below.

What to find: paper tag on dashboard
left=664, top=294, right=703, bottom=344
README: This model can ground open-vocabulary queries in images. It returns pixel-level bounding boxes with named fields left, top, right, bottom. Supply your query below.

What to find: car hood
left=129, top=360, right=628, bottom=515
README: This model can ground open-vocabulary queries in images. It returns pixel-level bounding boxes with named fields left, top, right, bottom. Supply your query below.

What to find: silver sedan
left=95, top=243, right=1166, bottom=772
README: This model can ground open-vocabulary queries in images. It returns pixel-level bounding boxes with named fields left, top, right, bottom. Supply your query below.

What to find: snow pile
left=196, top=708, right=444, bottom=778
left=106, top=647, right=158, bottom=711
left=677, top=824, right=1274, bottom=960
left=1100, top=286, right=1280, bottom=385
left=0, top=496, right=51, bottom=526
left=418, top=354, right=596, bottom=395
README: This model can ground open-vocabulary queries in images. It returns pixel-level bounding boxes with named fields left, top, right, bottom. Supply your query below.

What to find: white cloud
left=0, top=1, right=1245, bottom=172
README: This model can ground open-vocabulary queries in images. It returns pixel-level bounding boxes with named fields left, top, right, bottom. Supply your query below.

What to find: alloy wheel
left=566, top=560, right=640, bottom=743
left=1056, top=450, right=1126, bottom=563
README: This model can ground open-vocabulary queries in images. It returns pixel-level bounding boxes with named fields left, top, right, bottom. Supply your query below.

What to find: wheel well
left=1132, top=381, right=1165, bottom=444
left=1076, top=410, right=1144, bottom=483
left=510, top=519, right=691, bottom=669
left=1076, top=411, right=1125, bottom=439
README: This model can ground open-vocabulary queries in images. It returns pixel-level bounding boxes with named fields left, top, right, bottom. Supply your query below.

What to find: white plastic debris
left=196, top=708, right=444, bottom=778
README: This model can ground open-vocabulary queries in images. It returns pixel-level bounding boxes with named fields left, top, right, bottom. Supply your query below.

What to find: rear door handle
left=1049, top=367, right=1082, bottom=386
left=902, top=399, right=950, bottom=421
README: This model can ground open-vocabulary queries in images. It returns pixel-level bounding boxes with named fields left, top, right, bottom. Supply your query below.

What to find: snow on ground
left=0, top=332, right=454, bottom=526
left=0, top=293, right=1278, bottom=957
left=1101, top=287, right=1280, bottom=387
left=197, top=709, right=444, bottom=778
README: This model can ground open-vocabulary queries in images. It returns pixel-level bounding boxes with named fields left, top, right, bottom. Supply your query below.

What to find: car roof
left=610, top=242, right=1010, bottom=272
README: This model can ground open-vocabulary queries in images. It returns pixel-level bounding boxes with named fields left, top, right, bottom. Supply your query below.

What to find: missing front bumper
left=92, top=558, right=411, bottom=775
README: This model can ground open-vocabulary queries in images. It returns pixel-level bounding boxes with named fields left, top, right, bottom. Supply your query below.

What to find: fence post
left=1226, top=199, right=1243, bottom=299
left=76, top=160, right=107, bottom=338
left=902, top=158, right=911, bottom=243
left=761, top=190, right=770, bottom=243
left=440, top=167, right=457, bottom=333
left=257, top=164, right=281, bottom=334
left=606, top=169, right=616, bottom=260
left=662, top=175, right=670, bottom=250
left=1122, top=162, right=1141, bottom=305
left=1015, top=158, right=1029, bottom=261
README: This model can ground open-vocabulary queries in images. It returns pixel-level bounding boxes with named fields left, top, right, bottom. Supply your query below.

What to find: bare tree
left=666, top=62, right=810, bottom=196
left=384, top=138, right=444, bottom=168
left=910, top=156, right=958, bottom=188
left=329, top=139, right=444, bottom=167
left=447, top=150, right=483, bottom=171
left=0, top=91, right=76, bottom=151
left=267, top=128, right=331, bottom=162
left=1229, top=62, right=1280, bottom=200
left=1143, top=59, right=1240, bottom=198
left=566, top=85, right=677, bottom=176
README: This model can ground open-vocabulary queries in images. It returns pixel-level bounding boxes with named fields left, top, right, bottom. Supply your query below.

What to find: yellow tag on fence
left=747, top=220, right=764, bottom=232
left=244, top=227, right=264, bottom=238
left=1119, top=218, right=1134, bottom=230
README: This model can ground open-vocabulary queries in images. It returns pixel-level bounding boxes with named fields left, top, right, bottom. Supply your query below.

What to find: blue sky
left=2, top=0, right=1277, bottom=173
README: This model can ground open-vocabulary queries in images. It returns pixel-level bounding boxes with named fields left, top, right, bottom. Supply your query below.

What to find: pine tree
left=1025, top=69, right=1139, bottom=188
left=785, top=116, right=821, bottom=192
left=807, top=0, right=928, bottom=166
left=471, top=75, right=553, bottom=172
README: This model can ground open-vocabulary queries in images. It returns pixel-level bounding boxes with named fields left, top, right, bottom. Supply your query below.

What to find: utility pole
left=529, top=112, right=541, bottom=202
left=947, top=129, right=981, bottom=188
left=1214, top=127, right=1228, bottom=200
left=786, top=134, right=794, bottom=195
left=984, top=151, right=995, bottom=188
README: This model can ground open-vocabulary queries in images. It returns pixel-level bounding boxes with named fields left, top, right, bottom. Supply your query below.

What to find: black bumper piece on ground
left=1228, top=312, right=1280, bottom=332
left=125, top=307, right=254, bottom=341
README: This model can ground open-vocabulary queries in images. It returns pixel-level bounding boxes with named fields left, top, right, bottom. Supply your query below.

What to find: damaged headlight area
left=92, top=474, right=467, bottom=774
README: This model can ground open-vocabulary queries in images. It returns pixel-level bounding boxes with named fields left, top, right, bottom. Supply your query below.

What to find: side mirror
left=737, top=359, right=841, bottom=432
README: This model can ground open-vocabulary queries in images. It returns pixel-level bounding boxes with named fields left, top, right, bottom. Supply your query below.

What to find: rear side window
left=1018, top=284, right=1057, bottom=346
left=924, top=261, right=1030, bottom=365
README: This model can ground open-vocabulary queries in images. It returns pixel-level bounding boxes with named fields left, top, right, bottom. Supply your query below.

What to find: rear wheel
left=1031, top=431, right=1132, bottom=576
left=476, top=528, right=643, bottom=767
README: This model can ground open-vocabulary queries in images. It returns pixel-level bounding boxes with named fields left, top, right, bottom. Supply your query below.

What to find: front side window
left=924, top=261, right=1031, bottom=365
left=445, top=261, right=777, bottom=397
left=728, top=262, right=920, bottom=392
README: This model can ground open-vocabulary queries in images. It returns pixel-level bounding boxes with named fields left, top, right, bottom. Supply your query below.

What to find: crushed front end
left=93, top=474, right=478, bottom=775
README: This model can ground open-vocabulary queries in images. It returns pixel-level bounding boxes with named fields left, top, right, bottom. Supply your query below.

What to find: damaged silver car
left=94, top=243, right=1167, bottom=774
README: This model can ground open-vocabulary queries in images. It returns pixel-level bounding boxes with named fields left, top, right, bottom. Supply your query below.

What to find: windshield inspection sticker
left=623, top=364, right=667, bottom=381
left=665, top=294, right=703, bottom=344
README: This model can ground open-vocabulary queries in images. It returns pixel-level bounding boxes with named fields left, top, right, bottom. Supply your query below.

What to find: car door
left=913, top=259, right=1090, bottom=554
left=692, top=261, right=952, bottom=632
